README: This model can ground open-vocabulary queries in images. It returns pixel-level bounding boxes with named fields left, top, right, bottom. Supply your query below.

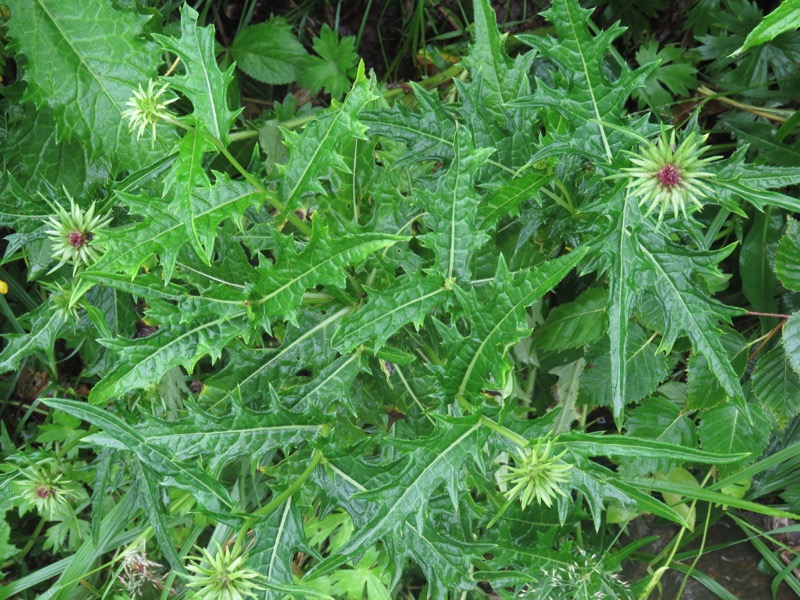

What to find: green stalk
left=381, top=64, right=464, bottom=101
left=1, top=518, right=47, bottom=570
left=252, top=450, right=324, bottom=520
left=198, top=129, right=312, bottom=237
left=456, top=394, right=529, bottom=447
left=640, top=469, right=713, bottom=598
left=233, top=448, right=326, bottom=555
left=478, top=415, right=528, bottom=447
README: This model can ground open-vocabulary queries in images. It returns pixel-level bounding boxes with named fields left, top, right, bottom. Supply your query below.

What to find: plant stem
left=642, top=469, right=713, bottom=597
left=255, top=450, right=324, bottom=519
left=234, top=446, right=327, bottom=554
left=748, top=310, right=790, bottom=319
left=478, top=416, right=528, bottom=447
left=675, top=503, right=713, bottom=600
left=382, top=64, right=464, bottom=100
left=280, top=113, right=318, bottom=130
left=197, top=129, right=313, bottom=237
left=229, top=130, right=259, bottom=142
left=456, top=395, right=529, bottom=447
left=698, top=86, right=793, bottom=123
left=2, top=518, right=47, bottom=569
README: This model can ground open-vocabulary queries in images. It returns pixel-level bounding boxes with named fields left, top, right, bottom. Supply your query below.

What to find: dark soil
left=214, top=1, right=550, bottom=81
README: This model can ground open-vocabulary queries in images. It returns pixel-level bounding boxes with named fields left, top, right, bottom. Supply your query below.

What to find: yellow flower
left=0, top=278, right=7, bottom=294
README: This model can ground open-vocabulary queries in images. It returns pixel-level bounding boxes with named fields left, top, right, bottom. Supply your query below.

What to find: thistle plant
left=498, top=438, right=573, bottom=509
left=44, top=193, right=112, bottom=274
left=182, top=541, right=263, bottom=600
left=2, top=0, right=799, bottom=597
left=11, top=462, right=86, bottom=520
left=620, top=129, right=720, bottom=225
left=121, top=78, right=179, bottom=144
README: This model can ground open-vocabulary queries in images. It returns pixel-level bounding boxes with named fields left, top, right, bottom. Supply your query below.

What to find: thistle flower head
left=44, top=192, right=112, bottom=274
left=182, top=541, right=263, bottom=600
left=11, top=462, right=85, bottom=520
left=121, top=79, right=178, bottom=144
left=621, top=129, right=720, bottom=226
left=498, top=437, right=572, bottom=509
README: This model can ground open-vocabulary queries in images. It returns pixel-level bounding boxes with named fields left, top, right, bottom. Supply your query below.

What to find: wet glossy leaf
left=751, top=346, right=800, bottom=425
left=44, top=399, right=235, bottom=511
left=5, top=0, right=166, bottom=172
left=155, top=5, right=239, bottom=145
left=776, top=218, right=800, bottom=292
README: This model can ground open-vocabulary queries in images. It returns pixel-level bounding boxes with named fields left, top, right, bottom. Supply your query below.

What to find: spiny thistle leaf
left=360, top=83, right=456, bottom=166
left=462, top=0, right=534, bottom=122
left=314, top=415, right=486, bottom=569
left=438, top=249, right=587, bottom=404
left=88, top=314, right=248, bottom=405
left=154, top=5, right=239, bottom=145
left=278, top=62, right=378, bottom=213
left=87, top=175, right=261, bottom=282
left=162, top=130, right=219, bottom=263
left=477, top=169, right=549, bottom=229
left=249, top=499, right=309, bottom=599
left=201, top=308, right=348, bottom=411
left=91, top=397, right=327, bottom=473
left=284, top=352, right=366, bottom=415
left=516, top=0, right=655, bottom=161
left=43, top=398, right=235, bottom=512
left=4, top=0, right=168, bottom=172
left=599, top=194, right=640, bottom=421
left=0, top=103, right=108, bottom=198
left=636, top=234, right=745, bottom=402
left=417, top=131, right=493, bottom=282
left=0, top=303, right=65, bottom=374
left=249, top=224, right=407, bottom=325
left=534, top=287, right=608, bottom=352
left=579, top=324, right=670, bottom=409
left=333, top=274, right=451, bottom=354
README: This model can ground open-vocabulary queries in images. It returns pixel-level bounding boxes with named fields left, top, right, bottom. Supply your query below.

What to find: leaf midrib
left=342, top=423, right=480, bottom=551
left=93, top=316, right=236, bottom=402
left=639, top=245, right=738, bottom=396
left=285, top=111, right=346, bottom=204
left=101, top=188, right=261, bottom=272
left=253, top=237, right=396, bottom=307
left=147, top=423, right=322, bottom=445
left=209, top=306, right=352, bottom=411
left=563, top=1, right=611, bottom=160
left=337, top=287, right=447, bottom=348
left=53, top=400, right=233, bottom=509
left=36, top=0, right=123, bottom=119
